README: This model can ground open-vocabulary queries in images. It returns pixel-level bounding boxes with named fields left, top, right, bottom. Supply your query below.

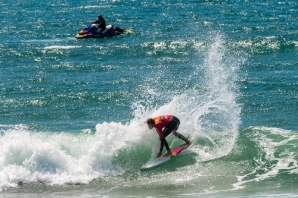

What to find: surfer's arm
left=155, top=126, right=164, bottom=139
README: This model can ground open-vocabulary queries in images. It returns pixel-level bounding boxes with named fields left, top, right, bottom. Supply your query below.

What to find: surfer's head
left=146, top=118, right=155, bottom=129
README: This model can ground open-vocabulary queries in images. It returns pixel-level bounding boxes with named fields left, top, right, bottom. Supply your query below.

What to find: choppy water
left=1, top=0, right=298, bottom=197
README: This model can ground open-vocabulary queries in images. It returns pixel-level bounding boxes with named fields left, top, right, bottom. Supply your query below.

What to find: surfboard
left=141, top=143, right=190, bottom=170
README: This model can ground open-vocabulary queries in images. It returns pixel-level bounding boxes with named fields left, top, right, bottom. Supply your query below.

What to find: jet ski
left=76, top=24, right=131, bottom=39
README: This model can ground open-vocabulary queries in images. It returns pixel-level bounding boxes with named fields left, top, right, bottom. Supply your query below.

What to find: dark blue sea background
left=1, top=0, right=298, bottom=197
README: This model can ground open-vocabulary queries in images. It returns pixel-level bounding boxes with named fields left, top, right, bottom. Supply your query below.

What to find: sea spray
left=132, top=34, right=242, bottom=162
left=191, top=34, right=242, bottom=160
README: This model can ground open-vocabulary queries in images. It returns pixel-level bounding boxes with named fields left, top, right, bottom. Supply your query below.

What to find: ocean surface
left=1, top=0, right=298, bottom=197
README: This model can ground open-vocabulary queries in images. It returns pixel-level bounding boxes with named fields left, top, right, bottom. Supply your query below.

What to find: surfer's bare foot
left=186, top=140, right=191, bottom=145
left=156, top=151, right=162, bottom=158
left=163, top=150, right=172, bottom=157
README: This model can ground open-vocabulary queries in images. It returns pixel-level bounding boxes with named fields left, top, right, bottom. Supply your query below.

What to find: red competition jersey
left=153, top=115, right=173, bottom=139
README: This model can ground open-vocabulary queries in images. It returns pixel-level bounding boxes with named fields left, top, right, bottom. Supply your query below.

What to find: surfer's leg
left=163, top=116, right=180, bottom=137
left=160, top=138, right=171, bottom=151
left=172, top=131, right=187, bottom=141
left=170, top=116, right=191, bottom=144
left=163, top=122, right=176, bottom=137
left=172, top=131, right=191, bottom=144
left=160, top=138, right=172, bottom=156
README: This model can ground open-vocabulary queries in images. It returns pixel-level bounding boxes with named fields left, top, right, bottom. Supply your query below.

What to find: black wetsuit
left=159, top=116, right=188, bottom=152
left=91, top=17, right=106, bottom=31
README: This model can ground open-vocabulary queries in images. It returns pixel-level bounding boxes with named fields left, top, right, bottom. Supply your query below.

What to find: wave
left=0, top=34, right=243, bottom=191
left=231, top=127, right=298, bottom=190
left=229, top=36, right=297, bottom=55
left=1, top=33, right=297, bottom=194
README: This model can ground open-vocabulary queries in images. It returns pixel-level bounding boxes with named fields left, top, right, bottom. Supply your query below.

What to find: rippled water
left=1, top=0, right=298, bottom=197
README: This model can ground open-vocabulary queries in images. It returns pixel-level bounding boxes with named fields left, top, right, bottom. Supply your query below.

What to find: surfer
left=146, top=115, right=191, bottom=158
left=91, top=14, right=106, bottom=33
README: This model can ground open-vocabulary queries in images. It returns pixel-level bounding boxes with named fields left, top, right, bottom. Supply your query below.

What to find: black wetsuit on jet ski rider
left=91, top=14, right=106, bottom=33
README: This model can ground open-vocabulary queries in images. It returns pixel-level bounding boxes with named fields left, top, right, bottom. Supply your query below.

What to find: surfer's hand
left=156, top=151, right=162, bottom=158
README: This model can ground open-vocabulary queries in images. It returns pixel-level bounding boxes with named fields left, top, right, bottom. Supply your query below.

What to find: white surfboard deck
left=141, top=156, right=171, bottom=169
left=141, top=144, right=189, bottom=170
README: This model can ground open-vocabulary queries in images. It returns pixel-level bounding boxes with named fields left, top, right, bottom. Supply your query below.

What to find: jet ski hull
left=76, top=25, right=125, bottom=39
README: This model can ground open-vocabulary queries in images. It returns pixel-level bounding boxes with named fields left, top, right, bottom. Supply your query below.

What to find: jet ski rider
left=91, top=14, right=106, bottom=33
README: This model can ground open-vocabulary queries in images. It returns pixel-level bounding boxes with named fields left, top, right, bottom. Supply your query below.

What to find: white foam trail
left=0, top=118, right=156, bottom=191
left=0, top=124, right=126, bottom=191
left=44, top=45, right=81, bottom=50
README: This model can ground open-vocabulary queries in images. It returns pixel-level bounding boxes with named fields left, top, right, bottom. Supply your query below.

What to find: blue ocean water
left=1, top=0, right=298, bottom=197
